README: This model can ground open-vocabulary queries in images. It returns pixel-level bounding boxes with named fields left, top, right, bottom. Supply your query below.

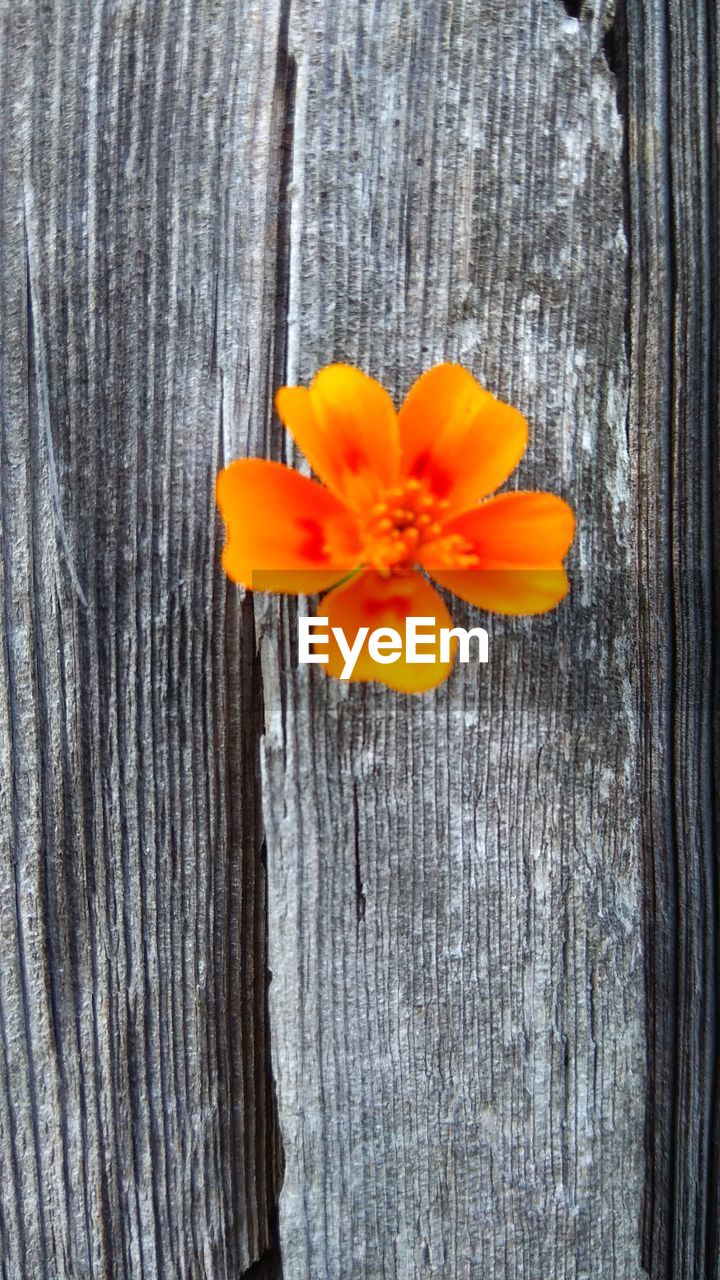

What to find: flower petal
left=217, top=459, right=361, bottom=593
left=424, top=491, right=575, bottom=565
left=423, top=491, right=574, bottom=615
left=398, top=363, right=528, bottom=512
left=275, top=365, right=400, bottom=510
left=318, top=569, right=455, bottom=692
left=428, top=567, right=570, bottom=615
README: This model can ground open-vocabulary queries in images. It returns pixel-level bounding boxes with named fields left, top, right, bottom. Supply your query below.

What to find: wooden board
left=258, top=2, right=645, bottom=1275
left=625, top=1, right=720, bottom=1275
left=0, top=3, right=283, bottom=1275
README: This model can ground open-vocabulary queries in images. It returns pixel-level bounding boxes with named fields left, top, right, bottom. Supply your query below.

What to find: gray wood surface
left=0, top=3, right=283, bottom=1275
left=625, top=1, right=720, bottom=1276
left=0, top=1, right=716, bottom=1278
left=258, top=2, right=645, bottom=1277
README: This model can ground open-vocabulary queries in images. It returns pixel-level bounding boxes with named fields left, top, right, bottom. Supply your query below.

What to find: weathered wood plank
left=259, top=2, right=645, bottom=1276
left=625, top=0, right=720, bottom=1275
left=0, top=3, right=284, bottom=1274
left=2, top=1, right=715, bottom=1276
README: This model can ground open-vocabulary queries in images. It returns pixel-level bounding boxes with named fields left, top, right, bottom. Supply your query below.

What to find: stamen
left=360, top=478, right=461, bottom=571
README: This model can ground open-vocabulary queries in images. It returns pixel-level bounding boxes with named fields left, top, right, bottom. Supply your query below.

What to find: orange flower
left=217, top=364, right=575, bottom=692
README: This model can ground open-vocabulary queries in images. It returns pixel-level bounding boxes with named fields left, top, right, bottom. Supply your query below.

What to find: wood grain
left=1, top=0, right=716, bottom=1276
left=625, top=1, right=720, bottom=1275
left=258, top=2, right=646, bottom=1276
left=0, top=2, right=284, bottom=1274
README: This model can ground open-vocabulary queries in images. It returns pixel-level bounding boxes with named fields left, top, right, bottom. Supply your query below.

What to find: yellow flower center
left=359, top=479, right=480, bottom=572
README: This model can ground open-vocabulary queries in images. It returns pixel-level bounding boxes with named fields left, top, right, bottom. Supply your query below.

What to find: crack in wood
left=559, top=0, right=583, bottom=19
left=352, top=784, right=367, bottom=925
